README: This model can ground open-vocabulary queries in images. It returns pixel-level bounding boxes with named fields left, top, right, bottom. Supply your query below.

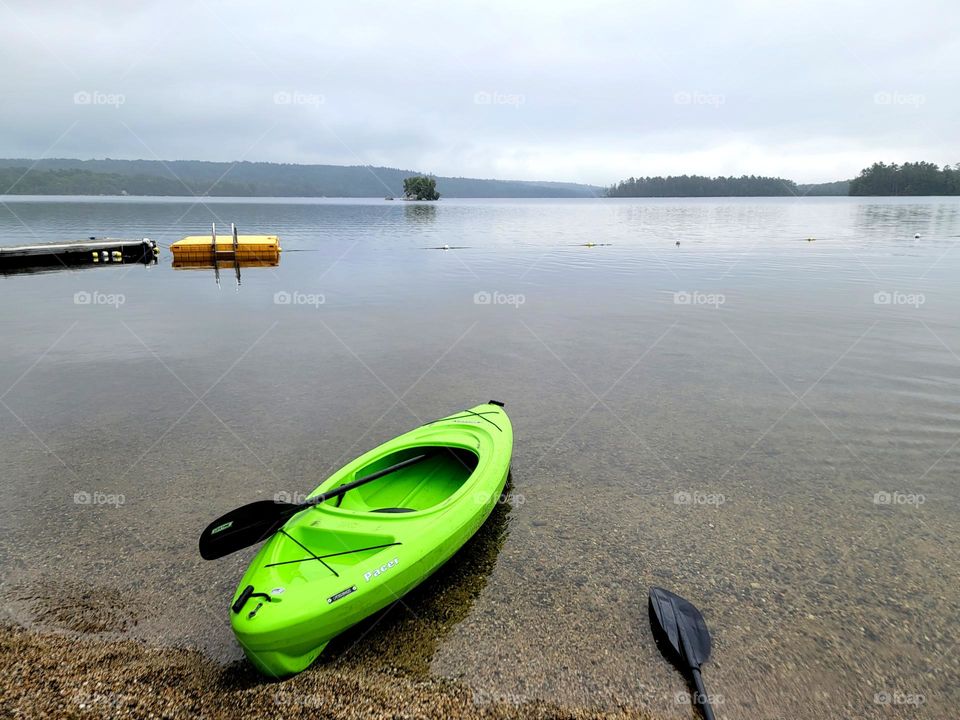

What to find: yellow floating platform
left=170, top=234, right=281, bottom=262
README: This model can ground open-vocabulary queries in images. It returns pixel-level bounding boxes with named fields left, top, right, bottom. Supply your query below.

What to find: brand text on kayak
left=364, top=557, right=399, bottom=582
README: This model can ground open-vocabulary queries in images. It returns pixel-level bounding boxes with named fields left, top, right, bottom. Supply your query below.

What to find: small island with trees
left=402, top=175, right=440, bottom=201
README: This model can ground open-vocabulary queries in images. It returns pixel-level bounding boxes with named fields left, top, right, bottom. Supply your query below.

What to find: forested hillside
left=0, top=158, right=600, bottom=198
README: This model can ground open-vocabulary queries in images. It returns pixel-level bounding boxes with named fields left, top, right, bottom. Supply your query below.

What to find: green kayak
left=228, top=401, right=513, bottom=677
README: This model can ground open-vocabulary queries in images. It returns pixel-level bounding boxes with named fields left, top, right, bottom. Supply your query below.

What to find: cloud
left=0, top=0, right=956, bottom=184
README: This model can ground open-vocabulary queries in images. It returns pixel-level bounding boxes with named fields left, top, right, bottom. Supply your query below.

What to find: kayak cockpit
left=329, top=446, right=478, bottom=514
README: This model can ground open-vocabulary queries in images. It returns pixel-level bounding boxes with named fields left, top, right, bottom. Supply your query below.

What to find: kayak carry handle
left=232, top=584, right=273, bottom=614
left=488, top=400, right=505, bottom=407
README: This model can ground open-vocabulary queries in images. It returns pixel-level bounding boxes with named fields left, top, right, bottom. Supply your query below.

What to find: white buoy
left=914, top=233, right=921, bottom=239
left=442, top=244, right=450, bottom=250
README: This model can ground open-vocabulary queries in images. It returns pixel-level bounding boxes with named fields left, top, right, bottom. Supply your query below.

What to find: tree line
left=607, top=163, right=960, bottom=197
left=848, top=162, right=960, bottom=195
left=606, top=174, right=799, bottom=197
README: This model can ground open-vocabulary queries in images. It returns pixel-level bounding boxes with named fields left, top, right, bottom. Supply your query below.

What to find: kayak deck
left=273, top=448, right=481, bottom=578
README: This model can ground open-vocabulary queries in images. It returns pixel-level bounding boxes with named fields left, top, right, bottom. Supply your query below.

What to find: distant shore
left=0, top=159, right=602, bottom=199
left=3, top=158, right=956, bottom=198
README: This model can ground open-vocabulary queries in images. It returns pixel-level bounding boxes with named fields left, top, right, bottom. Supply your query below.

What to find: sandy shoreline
left=0, top=624, right=654, bottom=719
left=1, top=494, right=656, bottom=719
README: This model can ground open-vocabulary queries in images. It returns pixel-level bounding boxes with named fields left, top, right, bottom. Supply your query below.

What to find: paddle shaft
left=299, top=452, right=429, bottom=509
left=690, top=668, right=715, bottom=720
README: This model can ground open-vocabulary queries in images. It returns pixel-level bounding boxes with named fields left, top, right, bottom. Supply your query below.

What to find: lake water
left=1, top=196, right=958, bottom=719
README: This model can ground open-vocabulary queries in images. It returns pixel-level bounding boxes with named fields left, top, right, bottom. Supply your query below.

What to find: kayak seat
left=337, top=447, right=479, bottom=513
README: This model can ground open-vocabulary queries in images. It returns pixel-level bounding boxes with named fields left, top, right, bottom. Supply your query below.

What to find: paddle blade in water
left=649, top=587, right=716, bottom=720
left=199, top=500, right=300, bottom=560
left=649, top=586, right=712, bottom=668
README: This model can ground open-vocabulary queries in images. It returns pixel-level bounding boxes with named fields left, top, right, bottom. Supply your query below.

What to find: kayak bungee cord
left=278, top=529, right=338, bottom=577
left=265, top=541, right=402, bottom=569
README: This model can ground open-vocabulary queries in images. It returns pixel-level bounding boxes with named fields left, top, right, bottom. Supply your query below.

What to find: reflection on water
left=1, top=254, right=157, bottom=277
left=172, top=255, right=281, bottom=288
left=0, top=196, right=958, bottom=719
left=404, top=202, right=438, bottom=224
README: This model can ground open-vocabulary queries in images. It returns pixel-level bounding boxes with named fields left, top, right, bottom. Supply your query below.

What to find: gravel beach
left=1, top=488, right=646, bottom=720
left=0, top=624, right=655, bottom=719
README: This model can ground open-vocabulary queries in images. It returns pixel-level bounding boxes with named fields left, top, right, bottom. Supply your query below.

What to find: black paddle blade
left=649, top=586, right=712, bottom=669
left=198, top=500, right=300, bottom=560
left=198, top=453, right=432, bottom=560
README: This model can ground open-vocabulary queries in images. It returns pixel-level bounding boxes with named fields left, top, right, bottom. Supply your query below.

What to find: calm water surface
left=1, top=196, right=958, bottom=719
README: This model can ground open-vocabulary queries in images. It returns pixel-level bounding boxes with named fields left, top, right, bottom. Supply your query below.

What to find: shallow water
left=1, top=196, right=958, bottom=719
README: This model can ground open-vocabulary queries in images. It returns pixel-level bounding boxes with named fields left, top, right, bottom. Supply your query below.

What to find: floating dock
left=0, top=238, right=158, bottom=272
left=170, top=224, right=280, bottom=287
left=170, top=227, right=281, bottom=263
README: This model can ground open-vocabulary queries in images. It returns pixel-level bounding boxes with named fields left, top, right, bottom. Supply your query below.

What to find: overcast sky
left=1, top=0, right=956, bottom=185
